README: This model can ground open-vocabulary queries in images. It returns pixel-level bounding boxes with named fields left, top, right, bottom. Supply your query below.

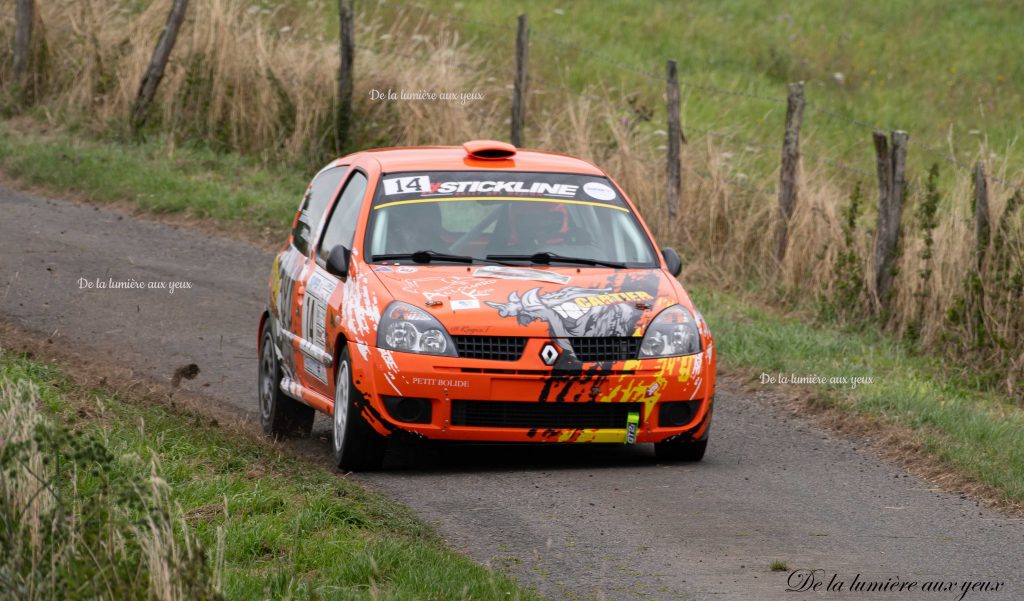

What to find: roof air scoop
left=463, top=139, right=517, bottom=160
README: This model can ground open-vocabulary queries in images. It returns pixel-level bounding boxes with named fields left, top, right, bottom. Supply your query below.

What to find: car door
left=297, top=168, right=369, bottom=397
left=275, top=165, right=349, bottom=387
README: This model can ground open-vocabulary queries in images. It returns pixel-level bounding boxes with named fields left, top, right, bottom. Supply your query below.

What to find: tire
left=258, top=323, right=314, bottom=437
left=654, top=438, right=708, bottom=462
left=332, top=347, right=387, bottom=471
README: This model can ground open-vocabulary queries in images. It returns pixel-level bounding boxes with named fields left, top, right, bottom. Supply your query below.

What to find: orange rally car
left=257, top=140, right=715, bottom=470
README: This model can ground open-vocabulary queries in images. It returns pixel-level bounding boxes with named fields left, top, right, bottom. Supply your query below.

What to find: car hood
left=368, top=264, right=684, bottom=338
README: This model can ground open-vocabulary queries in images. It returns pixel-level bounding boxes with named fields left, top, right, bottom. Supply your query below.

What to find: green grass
left=394, top=0, right=1022, bottom=182
left=0, top=350, right=539, bottom=600
left=0, top=123, right=305, bottom=234
left=690, top=284, right=1024, bottom=504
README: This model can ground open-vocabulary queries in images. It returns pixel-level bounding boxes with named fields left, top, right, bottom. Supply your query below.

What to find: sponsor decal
left=450, top=299, right=481, bottom=311
left=473, top=265, right=570, bottom=285
left=271, top=247, right=308, bottom=379
left=486, top=286, right=648, bottom=341
left=306, top=271, right=337, bottom=301
left=583, top=181, right=616, bottom=201
left=269, top=254, right=282, bottom=313
left=301, top=270, right=338, bottom=384
left=396, top=266, right=419, bottom=274
left=385, top=176, right=582, bottom=198
left=572, top=290, right=653, bottom=309
left=304, top=359, right=328, bottom=384
left=375, top=172, right=630, bottom=212
left=428, top=181, right=578, bottom=197
left=411, top=377, right=470, bottom=388
left=342, top=261, right=383, bottom=342
left=372, top=265, right=394, bottom=272
left=400, top=275, right=495, bottom=303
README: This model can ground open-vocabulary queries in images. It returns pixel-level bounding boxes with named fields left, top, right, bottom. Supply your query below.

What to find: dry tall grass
left=1, top=0, right=1021, bottom=394
left=1, top=0, right=502, bottom=161
left=0, top=376, right=223, bottom=600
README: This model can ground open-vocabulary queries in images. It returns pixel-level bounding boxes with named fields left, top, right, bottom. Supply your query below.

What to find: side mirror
left=661, top=247, right=682, bottom=277
left=326, top=245, right=351, bottom=278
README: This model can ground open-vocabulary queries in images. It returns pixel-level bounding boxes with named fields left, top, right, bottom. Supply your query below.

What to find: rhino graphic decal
left=486, top=286, right=651, bottom=347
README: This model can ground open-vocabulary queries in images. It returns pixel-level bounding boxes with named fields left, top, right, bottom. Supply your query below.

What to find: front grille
left=451, top=400, right=641, bottom=429
left=452, top=336, right=528, bottom=361
left=569, top=337, right=642, bottom=362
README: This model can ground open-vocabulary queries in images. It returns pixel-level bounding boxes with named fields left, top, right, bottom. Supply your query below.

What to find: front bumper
left=349, top=339, right=715, bottom=444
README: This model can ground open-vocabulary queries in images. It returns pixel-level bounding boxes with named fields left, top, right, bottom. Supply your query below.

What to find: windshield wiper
left=486, top=252, right=627, bottom=269
left=373, top=250, right=514, bottom=265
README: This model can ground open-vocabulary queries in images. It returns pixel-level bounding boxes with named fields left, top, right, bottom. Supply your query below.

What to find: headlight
left=377, top=302, right=457, bottom=356
left=638, top=305, right=701, bottom=358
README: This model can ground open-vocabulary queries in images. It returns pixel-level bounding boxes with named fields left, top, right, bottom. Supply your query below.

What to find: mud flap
left=625, top=411, right=639, bottom=445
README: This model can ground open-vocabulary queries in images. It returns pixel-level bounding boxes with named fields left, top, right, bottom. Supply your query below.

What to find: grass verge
left=0, top=348, right=538, bottom=600
left=0, top=121, right=302, bottom=240
left=691, top=284, right=1024, bottom=507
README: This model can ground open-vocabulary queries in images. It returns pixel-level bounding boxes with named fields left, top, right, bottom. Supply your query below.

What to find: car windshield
left=365, top=171, right=658, bottom=267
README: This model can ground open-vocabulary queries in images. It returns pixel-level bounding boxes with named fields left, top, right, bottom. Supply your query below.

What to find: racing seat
left=384, top=202, right=444, bottom=254
left=485, top=202, right=570, bottom=255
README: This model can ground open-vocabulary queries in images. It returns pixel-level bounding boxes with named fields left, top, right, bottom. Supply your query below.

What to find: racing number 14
left=383, top=175, right=430, bottom=195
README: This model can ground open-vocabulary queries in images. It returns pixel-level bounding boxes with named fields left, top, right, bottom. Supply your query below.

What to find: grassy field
left=691, top=284, right=1024, bottom=505
left=0, top=123, right=303, bottom=233
left=0, top=349, right=538, bottom=600
left=395, top=0, right=1023, bottom=181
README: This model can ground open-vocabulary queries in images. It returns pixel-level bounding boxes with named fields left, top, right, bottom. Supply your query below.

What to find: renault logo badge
left=539, top=343, right=560, bottom=366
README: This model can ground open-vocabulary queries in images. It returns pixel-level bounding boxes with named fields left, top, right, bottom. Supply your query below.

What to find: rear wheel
left=654, top=438, right=708, bottom=462
left=332, top=348, right=387, bottom=471
left=258, top=323, right=314, bottom=437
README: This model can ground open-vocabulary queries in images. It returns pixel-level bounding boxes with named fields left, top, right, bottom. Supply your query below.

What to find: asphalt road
left=2, top=186, right=1020, bottom=601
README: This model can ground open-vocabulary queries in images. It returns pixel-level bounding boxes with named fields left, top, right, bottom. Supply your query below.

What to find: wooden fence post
left=510, top=14, right=528, bottom=147
left=335, top=0, right=355, bottom=153
left=971, top=161, right=991, bottom=346
left=13, top=0, right=33, bottom=85
left=666, top=59, right=682, bottom=222
left=872, top=129, right=909, bottom=309
left=131, top=0, right=189, bottom=131
left=774, top=81, right=805, bottom=263
left=974, top=161, right=990, bottom=268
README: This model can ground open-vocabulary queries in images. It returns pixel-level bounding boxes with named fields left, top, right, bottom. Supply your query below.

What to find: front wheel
left=258, top=324, right=314, bottom=437
left=332, top=347, right=387, bottom=471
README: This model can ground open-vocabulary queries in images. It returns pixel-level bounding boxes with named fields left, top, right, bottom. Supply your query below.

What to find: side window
left=318, top=171, right=369, bottom=263
left=291, top=166, right=349, bottom=255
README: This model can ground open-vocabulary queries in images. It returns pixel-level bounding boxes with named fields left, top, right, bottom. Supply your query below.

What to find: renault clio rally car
left=257, top=140, right=715, bottom=470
